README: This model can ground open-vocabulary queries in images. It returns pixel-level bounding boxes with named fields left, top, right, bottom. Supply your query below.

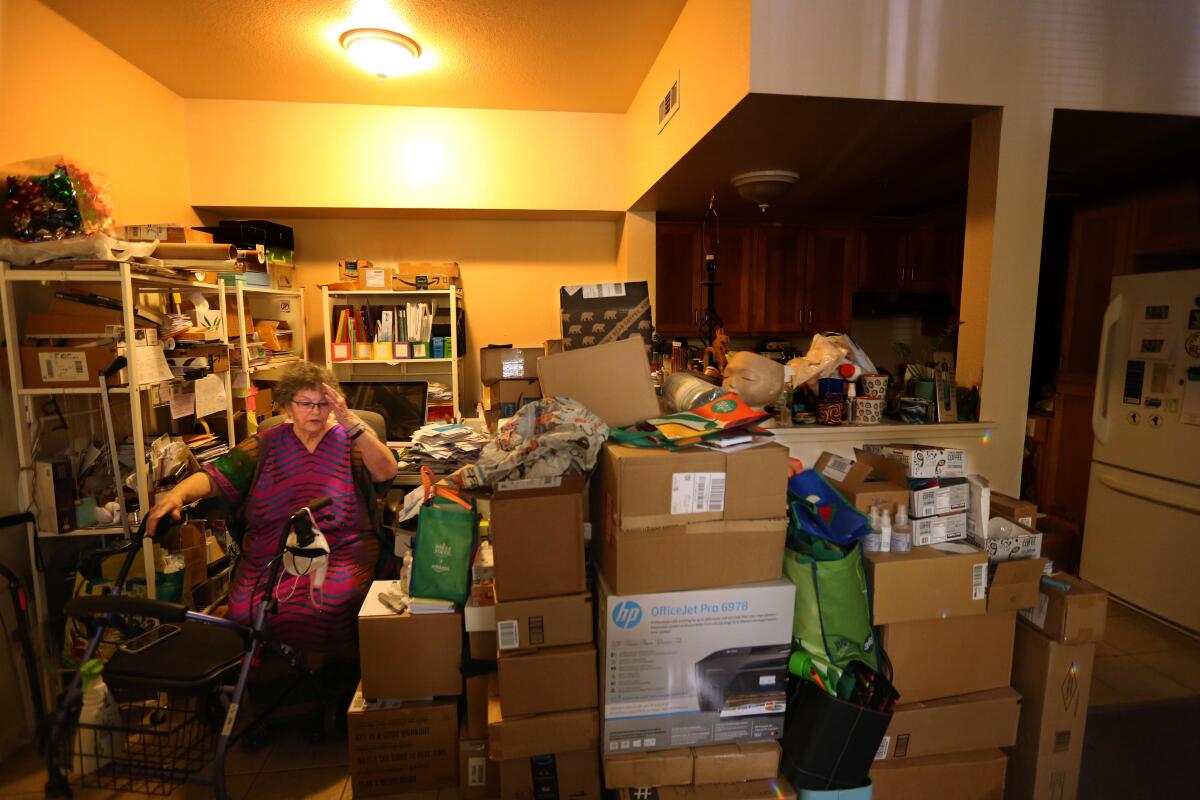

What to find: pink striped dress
left=204, top=423, right=386, bottom=652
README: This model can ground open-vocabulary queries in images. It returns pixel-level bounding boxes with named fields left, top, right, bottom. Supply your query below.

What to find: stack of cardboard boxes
left=487, top=477, right=601, bottom=799
left=593, top=438, right=798, bottom=799
left=351, top=580, right=464, bottom=798
left=479, top=347, right=543, bottom=430
left=813, top=444, right=1043, bottom=799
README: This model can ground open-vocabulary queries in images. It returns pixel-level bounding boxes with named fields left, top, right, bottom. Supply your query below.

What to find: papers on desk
left=395, top=423, right=490, bottom=476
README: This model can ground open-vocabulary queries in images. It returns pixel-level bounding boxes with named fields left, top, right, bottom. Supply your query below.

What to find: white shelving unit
left=0, top=262, right=235, bottom=631
left=321, top=287, right=464, bottom=419
left=224, top=280, right=307, bottom=429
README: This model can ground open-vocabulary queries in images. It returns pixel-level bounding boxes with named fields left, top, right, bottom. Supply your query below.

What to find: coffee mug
left=854, top=396, right=884, bottom=425
left=817, top=400, right=845, bottom=425
left=860, top=373, right=889, bottom=399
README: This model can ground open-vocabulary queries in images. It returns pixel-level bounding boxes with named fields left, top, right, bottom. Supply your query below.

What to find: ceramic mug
left=860, top=373, right=889, bottom=399
left=817, top=400, right=845, bottom=425
left=854, top=396, right=884, bottom=425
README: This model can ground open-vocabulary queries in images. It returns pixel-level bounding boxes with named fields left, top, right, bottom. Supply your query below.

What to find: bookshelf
left=0, top=261, right=236, bottom=643
left=223, top=280, right=308, bottom=431
left=321, top=286, right=464, bottom=420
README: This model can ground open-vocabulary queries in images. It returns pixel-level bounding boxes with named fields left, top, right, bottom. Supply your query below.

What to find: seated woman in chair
left=147, top=362, right=397, bottom=653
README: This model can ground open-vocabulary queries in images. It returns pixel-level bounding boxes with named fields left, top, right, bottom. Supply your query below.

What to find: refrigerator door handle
left=1097, top=472, right=1200, bottom=515
left=1092, top=293, right=1123, bottom=446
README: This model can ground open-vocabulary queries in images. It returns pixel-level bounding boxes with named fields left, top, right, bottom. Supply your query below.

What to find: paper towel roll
left=151, top=242, right=237, bottom=261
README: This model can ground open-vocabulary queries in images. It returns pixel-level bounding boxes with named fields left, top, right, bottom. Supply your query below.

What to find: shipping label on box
left=599, top=577, right=794, bottom=754
left=912, top=513, right=966, bottom=546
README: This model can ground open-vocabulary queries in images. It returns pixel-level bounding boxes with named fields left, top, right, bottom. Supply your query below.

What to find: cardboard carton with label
left=488, top=477, right=587, bottom=601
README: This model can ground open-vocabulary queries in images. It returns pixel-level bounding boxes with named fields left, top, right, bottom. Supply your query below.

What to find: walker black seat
left=103, top=622, right=245, bottom=691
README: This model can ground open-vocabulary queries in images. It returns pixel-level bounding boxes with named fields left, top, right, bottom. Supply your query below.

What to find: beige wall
left=186, top=100, right=626, bottom=212
left=624, top=0, right=752, bottom=205
left=0, top=0, right=201, bottom=754
left=281, top=217, right=621, bottom=411
left=748, top=0, right=1200, bottom=492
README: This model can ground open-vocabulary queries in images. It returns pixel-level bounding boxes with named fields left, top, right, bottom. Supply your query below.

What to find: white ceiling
left=43, top=0, right=686, bottom=113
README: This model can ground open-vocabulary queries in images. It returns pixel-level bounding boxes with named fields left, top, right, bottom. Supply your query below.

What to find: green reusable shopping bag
left=783, top=539, right=879, bottom=672
left=410, top=497, right=477, bottom=604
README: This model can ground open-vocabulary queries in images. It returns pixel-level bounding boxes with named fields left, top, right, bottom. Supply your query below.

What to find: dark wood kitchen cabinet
left=752, top=226, right=807, bottom=334
left=805, top=229, right=858, bottom=333
left=858, top=225, right=960, bottom=294
left=859, top=228, right=905, bottom=292
left=653, top=223, right=754, bottom=336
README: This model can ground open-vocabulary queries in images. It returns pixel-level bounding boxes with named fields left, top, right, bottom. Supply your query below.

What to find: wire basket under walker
left=61, top=685, right=223, bottom=795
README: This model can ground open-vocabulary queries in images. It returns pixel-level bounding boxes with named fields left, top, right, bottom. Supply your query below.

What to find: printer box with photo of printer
left=598, top=577, right=795, bottom=754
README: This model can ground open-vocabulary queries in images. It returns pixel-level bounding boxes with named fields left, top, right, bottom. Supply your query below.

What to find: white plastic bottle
left=863, top=506, right=883, bottom=552
left=75, top=661, right=124, bottom=775
left=893, top=504, right=913, bottom=552
left=879, top=509, right=893, bottom=552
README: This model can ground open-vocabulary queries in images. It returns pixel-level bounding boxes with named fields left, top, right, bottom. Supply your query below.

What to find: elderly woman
left=147, top=362, right=397, bottom=653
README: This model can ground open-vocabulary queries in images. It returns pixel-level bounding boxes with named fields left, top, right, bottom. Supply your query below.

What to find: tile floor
left=2, top=601, right=1196, bottom=798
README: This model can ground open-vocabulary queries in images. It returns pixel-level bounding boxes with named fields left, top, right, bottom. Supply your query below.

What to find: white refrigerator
left=1080, top=269, right=1200, bottom=632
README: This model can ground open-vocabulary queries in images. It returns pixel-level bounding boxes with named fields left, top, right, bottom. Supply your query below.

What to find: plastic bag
left=786, top=334, right=849, bottom=389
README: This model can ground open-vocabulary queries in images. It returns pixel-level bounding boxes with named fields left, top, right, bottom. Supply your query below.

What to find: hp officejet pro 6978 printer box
left=598, top=576, right=795, bottom=754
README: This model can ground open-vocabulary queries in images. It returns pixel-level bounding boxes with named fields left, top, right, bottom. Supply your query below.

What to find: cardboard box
left=861, top=443, right=967, bottom=479
left=1018, top=573, right=1107, bottom=644
left=470, top=630, right=498, bottom=661
left=358, top=265, right=392, bottom=290
left=910, top=479, right=970, bottom=518
left=692, top=741, right=781, bottom=785
left=599, top=441, right=790, bottom=531
left=617, top=776, right=797, bottom=800
left=1005, top=623, right=1096, bottom=800
left=395, top=262, right=461, bottom=291
left=486, top=696, right=599, bottom=760
left=488, top=478, right=586, bottom=601
left=358, top=580, right=462, bottom=699
left=990, top=492, right=1037, bottom=529
left=559, top=280, right=653, bottom=350
left=499, top=748, right=601, bottom=800
left=20, top=343, right=117, bottom=389
left=911, top=512, right=967, bottom=546
left=879, top=611, right=1016, bottom=703
left=121, top=223, right=212, bottom=243
left=871, top=749, right=1007, bottom=800
left=459, top=735, right=499, bottom=800
left=968, top=517, right=1043, bottom=562
left=537, top=336, right=660, bottom=428
left=34, top=459, right=74, bottom=534
left=544, top=339, right=564, bottom=355
left=815, top=451, right=908, bottom=515
left=604, top=749, right=694, bottom=789
left=346, top=688, right=457, bottom=797
left=233, top=386, right=272, bottom=415
left=864, top=547, right=988, bottom=625
left=987, top=558, right=1048, bottom=613
left=596, top=518, right=786, bottom=596
left=465, top=673, right=492, bottom=740
left=24, top=312, right=157, bottom=343
left=495, top=593, right=593, bottom=653
left=268, top=261, right=296, bottom=290
left=481, top=377, right=541, bottom=415
left=598, top=577, right=793, bottom=753
left=498, top=644, right=598, bottom=716
left=480, top=346, right=542, bottom=384
left=876, top=688, right=1021, bottom=761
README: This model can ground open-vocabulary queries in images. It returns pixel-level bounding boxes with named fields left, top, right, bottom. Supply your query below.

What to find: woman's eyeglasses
left=292, top=400, right=331, bottom=412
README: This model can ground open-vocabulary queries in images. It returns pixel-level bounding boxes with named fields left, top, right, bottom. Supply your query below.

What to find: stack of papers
left=183, top=433, right=229, bottom=464
left=428, top=381, right=454, bottom=403
left=395, top=422, right=490, bottom=476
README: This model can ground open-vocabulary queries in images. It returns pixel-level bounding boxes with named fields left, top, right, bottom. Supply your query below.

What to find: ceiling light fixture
left=339, top=27, right=421, bottom=79
left=731, top=169, right=801, bottom=212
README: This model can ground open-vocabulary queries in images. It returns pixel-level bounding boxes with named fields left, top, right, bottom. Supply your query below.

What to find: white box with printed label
left=598, top=577, right=795, bottom=754
left=912, top=512, right=968, bottom=547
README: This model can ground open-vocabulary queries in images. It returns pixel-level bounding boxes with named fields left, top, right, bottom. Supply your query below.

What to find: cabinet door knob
left=898, top=265, right=904, bottom=284
left=808, top=309, right=813, bottom=324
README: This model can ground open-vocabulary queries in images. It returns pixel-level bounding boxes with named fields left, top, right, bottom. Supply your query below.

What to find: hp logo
left=612, top=600, right=643, bottom=629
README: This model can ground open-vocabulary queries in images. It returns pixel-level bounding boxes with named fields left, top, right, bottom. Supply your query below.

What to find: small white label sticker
left=581, top=283, right=627, bottom=299
left=874, top=735, right=891, bottom=760
left=972, top=562, right=988, bottom=601
left=759, top=675, right=776, bottom=686
left=934, top=492, right=952, bottom=514
left=671, top=472, right=726, bottom=514
left=364, top=269, right=387, bottom=288
left=1018, top=515, right=1034, bottom=527
left=820, top=454, right=853, bottom=484
left=38, top=351, right=88, bottom=382
left=221, top=703, right=239, bottom=737
left=468, top=756, right=487, bottom=787
left=497, top=619, right=520, bottom=650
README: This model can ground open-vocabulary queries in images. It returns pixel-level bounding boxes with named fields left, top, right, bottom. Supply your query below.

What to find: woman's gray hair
left=274, top=361, right=339, bottom=407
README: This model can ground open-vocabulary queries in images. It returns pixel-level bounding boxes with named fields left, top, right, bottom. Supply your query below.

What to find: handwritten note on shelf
left=169, top=392, right=196, bottom=420
left=194, top=374, right=226, bottom=418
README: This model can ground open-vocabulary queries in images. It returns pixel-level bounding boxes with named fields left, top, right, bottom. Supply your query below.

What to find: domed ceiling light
left=340, top=27, right=422, bottom=79
left=731, top=169, right=801, bottom=212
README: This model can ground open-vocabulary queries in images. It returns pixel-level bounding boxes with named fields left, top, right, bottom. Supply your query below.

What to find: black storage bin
left=781, top=676, right=892, bottom=791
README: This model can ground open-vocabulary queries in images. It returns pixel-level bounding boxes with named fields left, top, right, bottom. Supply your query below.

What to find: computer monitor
left=340, top=381, right=429, bottom=442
